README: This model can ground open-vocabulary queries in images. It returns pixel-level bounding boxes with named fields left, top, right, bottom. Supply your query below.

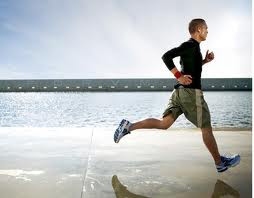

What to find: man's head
left=189, top=18, right=208, bottom=42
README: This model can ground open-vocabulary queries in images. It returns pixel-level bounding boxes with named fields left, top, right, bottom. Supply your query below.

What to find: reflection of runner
left=112, top=175, right=240, bottom=198
left=212, top=180, right=240, bottom=198
left=114, top=19, right=240, bottom=173
left=112, top=175, right=150, bottom=198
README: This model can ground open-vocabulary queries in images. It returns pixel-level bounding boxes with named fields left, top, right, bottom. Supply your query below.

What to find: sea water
left=0, top=91, right=251, bottom=129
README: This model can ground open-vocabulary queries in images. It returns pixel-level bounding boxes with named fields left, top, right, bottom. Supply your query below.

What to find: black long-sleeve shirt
left=162, top=38, right=203, bottom=89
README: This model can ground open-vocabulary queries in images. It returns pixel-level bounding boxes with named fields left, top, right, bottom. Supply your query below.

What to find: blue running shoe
left=216, top=154, right=240, bottom=173
left=114, top=119, right=132, bottom=143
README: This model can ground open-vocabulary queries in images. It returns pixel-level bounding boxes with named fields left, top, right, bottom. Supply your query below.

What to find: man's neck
left=191, top=35, right=202, bottom=43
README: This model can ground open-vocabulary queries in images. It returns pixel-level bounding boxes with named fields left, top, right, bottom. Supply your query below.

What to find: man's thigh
left=179, top=88, right=212, bottom=128
left=162, top=89, right=183, bottom=121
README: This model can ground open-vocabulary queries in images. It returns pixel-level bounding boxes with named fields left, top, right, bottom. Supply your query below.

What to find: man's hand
left=178, top=75, right=192, bottom=85
left=203, top=50, right=214, bottom=64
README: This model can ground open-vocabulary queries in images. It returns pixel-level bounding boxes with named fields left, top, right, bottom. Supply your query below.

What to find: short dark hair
left=189, top=19, right=206, bottom=34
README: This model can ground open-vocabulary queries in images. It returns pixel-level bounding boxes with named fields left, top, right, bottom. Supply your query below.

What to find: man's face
left=198, top=23, right=208, bottom=41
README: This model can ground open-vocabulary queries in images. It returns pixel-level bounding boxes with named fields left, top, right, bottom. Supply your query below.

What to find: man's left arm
left=202, top=50, right=214, bottom=65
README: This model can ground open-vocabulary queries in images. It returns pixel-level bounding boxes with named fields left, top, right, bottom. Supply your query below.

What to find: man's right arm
left=162, top=46, right=184, bottom=71
left=162, top=43, right=193, bottom=85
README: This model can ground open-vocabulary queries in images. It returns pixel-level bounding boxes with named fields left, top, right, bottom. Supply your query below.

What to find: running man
left=114, top=18, right=240, bottom=173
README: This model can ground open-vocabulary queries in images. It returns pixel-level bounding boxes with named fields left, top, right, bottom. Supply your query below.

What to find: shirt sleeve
left=162, top=42, right=191, bottom=71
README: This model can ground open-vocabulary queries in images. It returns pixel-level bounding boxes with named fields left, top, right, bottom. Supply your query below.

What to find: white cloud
left=0, top=0, right=251, bottom=79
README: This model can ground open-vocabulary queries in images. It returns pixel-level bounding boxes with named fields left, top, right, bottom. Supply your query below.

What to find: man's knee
left=160, top=123, right=170, bottom=130
left=160, top=115, right=175, bottom=130
left=201, top=127, right=213, bottom=133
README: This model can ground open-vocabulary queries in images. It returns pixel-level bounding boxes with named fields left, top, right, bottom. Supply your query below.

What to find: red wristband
left=174, top=71, right=182, bottom=79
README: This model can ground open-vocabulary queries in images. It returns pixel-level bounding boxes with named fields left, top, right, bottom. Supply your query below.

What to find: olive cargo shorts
left=162, top=88, right=212, bottom=128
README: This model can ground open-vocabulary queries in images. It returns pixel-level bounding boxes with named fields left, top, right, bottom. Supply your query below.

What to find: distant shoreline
left=0, top=78, right=252, bottom=92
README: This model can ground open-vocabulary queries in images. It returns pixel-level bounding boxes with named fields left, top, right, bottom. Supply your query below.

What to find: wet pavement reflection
left=112, top=175, right=150, bottom=198
left=211, top=179, right=240, bottom=198
left=112, top=175, right=240, bottom=198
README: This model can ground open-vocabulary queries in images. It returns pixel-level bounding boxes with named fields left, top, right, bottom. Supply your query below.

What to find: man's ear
left=197, top=27, right=201, bottom=33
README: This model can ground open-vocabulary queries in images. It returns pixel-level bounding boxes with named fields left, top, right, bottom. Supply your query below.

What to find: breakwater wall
left=0, top=78, right=251, bottom=92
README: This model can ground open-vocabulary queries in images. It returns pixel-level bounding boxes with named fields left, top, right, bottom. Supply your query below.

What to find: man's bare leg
left=201, top=127, right=222, bottom=165
left=129, top=114, right=175, bottom=132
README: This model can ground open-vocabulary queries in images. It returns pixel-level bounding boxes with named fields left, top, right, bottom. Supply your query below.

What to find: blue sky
left=0, top=0, right=252, bottom=79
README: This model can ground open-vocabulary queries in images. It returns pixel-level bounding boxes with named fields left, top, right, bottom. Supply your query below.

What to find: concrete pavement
left=0, top=127, right=251, bottom=198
